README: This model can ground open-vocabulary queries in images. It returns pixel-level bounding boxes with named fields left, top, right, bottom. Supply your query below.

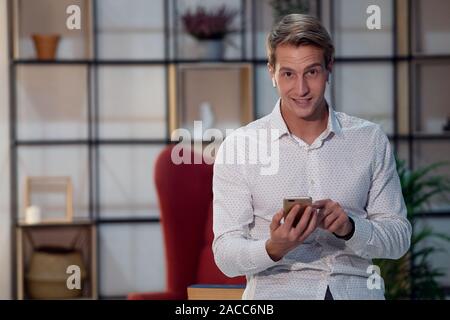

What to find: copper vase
left=32, top=34, right=60, bottom=60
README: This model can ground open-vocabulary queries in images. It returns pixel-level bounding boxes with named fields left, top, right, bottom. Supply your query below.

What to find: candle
left=25, top=206, right=41, bottom=224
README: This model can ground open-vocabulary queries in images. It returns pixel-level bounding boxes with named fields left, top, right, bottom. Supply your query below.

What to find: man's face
left=269, top=44, right=332, bottom=120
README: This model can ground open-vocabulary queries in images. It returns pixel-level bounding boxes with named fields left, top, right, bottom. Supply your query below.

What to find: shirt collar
left=270, top=98, right=342, bottom=142
left=269, top=99, right=290, bottom=141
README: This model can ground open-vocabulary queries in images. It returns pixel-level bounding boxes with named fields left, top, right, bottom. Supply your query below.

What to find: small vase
left=197, top=39, right=224, bottom=60
left=443, top=116, right=450, bottom=132
left=32, top=34, right=60, bottom=60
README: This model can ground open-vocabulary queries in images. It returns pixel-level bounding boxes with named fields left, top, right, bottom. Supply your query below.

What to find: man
left=212, top=14, right=411, bottom=300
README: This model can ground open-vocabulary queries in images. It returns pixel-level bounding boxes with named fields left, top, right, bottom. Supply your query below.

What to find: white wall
left=0, top=0, right=11, bottom=300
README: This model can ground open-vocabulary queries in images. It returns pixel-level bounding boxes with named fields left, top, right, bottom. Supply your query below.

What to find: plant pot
left=32, top=34, right=60, bottom=60
left=197, top=39, right=224, bottom=60
left=26, top=246, right=86, bottom=299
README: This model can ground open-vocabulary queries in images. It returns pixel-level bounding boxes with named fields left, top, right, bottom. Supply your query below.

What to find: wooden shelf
left=17, top=219, right=94, bottom=228
left=395, top=133, right=450, bottom=140
left=187, top=285, right=245, bottom=300
left=13, top=58, right=266, bottom=65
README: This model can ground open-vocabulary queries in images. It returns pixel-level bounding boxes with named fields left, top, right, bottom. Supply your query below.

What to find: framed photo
left=169, top=63, right=253, bottom=142
left=24, top=176, right=74, bottom=223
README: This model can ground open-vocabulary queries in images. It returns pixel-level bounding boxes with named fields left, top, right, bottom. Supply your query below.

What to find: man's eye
left=284, top=72, right=293, bottom=78
left=307, top=69, right=317, bottom=76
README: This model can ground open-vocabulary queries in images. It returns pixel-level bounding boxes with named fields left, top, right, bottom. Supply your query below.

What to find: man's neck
left=280, top=99, right=329, bottom=145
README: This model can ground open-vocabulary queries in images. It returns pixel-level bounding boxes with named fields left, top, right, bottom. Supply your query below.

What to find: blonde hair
left=266, top=14, right=334, bottom=70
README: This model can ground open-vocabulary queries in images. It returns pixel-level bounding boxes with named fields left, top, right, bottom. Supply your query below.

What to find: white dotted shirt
left=212, top=99, right=412, bottom=300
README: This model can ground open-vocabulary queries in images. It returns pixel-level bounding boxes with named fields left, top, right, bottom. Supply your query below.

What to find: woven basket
left=26, top=247, right=87, bottom=299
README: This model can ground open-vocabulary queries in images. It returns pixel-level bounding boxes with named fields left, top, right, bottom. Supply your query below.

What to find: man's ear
left=268, top=63, right=277, bottom=87
left=326, top=60, right=334, bottom=82
left=326, top=60, right=334, bottom=77
left=267, top=62, right=275, bottom=77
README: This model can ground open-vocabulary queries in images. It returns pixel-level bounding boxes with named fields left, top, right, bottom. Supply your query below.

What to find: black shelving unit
left=328, top=0, right=450, bottom=298
left=327, top=0, right=450, bottom=209
left=8, top=0, right=252, bottom=300
left=9, top=0, right=450, bottom=299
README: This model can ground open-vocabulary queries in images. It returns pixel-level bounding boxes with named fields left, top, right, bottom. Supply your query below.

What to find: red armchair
left=128, top=145, right=245, bottom=300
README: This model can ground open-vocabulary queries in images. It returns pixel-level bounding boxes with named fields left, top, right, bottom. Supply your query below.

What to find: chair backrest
left=155, top=145, right=245, bottom=296
left=195, top=201, right=245, bottom=285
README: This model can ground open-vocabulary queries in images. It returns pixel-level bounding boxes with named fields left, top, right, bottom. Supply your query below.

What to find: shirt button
left=310, top=179, right=315, bottom=186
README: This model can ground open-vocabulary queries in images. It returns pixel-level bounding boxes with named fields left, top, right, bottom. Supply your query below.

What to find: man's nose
left=295, top=77, right=310, bottom=97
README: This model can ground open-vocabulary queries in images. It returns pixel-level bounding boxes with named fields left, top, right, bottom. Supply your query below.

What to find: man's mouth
left=292, top=97, right=312, bottom=106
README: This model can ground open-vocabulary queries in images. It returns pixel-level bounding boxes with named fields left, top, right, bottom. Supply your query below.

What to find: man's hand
left=266, top=205, right=319, bottom=261
left=312, top=199, right=353, bottom=237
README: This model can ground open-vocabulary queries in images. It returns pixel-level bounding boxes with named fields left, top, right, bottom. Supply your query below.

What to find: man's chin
left=290, top=101, right=316, bottom=119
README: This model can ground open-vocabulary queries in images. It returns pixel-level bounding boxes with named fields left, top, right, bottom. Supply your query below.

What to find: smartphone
left=283, top=197, right=313, bottom=227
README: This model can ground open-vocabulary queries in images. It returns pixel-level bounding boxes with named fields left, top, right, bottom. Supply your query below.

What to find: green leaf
left=383, top=157, right=450, bottom=299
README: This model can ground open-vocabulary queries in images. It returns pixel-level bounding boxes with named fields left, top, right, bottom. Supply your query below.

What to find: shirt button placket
left=306, top=148, right=313, bottom=194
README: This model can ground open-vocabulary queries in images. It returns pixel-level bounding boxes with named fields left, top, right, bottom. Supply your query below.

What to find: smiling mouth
left=292, top=97, right=312, bottom=105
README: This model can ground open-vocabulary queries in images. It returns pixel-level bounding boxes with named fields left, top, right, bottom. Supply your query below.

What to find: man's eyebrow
left=279, top=63, right=323, bottom=73
left=304, top=63, right=324, bottom=70
left=279, top=67, right=296, bottom=72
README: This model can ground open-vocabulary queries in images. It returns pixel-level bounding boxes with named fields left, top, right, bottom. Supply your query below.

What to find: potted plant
left=269, top=0, right=312, bottom=22
left=181, top=5, right=238, bottom=59
left=374, top=158, right=450, bottom=299
left=443, top=115, right=450, bottom=132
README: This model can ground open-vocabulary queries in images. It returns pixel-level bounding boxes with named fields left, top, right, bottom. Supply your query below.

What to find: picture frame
left=169, top=63, right=253, bottom=142
left=23, top=176, right=74, bottom=224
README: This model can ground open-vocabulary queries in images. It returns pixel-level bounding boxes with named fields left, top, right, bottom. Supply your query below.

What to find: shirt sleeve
left=345, top=127, right=412, bottom=260
left=212, top=135, right=279, bottom=278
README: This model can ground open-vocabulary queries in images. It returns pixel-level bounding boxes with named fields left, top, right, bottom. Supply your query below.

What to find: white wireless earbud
left=272, top=78, right=277, bottom=88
